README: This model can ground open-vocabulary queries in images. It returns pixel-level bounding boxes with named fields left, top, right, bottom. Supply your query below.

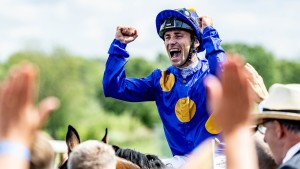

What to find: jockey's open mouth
left=169, top=48, right=182, bottom=58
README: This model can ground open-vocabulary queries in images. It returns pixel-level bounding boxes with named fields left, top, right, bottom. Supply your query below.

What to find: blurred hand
left=244, top=63, right=268, bottom=103
left=0, top=63, right=60, bottom=147
left=205, top=55, right=253, bottom=134
left=198, top=16, right=213, bottom=33
left=115, top=26, right=138, bottom=44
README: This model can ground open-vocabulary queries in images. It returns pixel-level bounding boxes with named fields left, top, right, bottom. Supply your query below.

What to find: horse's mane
left=58, top=125, right=166, bottom=169
left=113, top=145, right=166, bottom=169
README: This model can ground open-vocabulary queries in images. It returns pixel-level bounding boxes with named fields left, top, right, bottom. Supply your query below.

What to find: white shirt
left=179, top=59, right=199, bottom=78
left=282, top=141, right=300, bottom=164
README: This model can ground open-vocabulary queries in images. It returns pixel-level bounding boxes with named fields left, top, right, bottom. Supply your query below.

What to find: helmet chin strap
left=178, top=35, right=197, bottom=68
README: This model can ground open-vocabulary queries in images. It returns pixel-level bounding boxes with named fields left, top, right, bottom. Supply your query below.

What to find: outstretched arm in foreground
left=205, top=55, right=259, bottom=169
left=181, top=55, right=259, bottom=169
left=244, top=63, right=268, bottom=104
left=0, top=63, right=60, bottom=169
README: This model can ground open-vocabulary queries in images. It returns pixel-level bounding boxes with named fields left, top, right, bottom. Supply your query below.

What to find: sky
left=1, top=0, right=300, bottom=62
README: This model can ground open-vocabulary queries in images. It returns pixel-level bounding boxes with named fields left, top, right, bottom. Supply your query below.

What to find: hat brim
left=155, top=9, right=204, bottom=52
left=253, top=111, right=300, bottom=124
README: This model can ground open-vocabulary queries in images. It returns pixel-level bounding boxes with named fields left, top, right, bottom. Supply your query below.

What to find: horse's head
left=58, top=125, right=109, bottom=169
left=58, top=125, right=141, bottom=169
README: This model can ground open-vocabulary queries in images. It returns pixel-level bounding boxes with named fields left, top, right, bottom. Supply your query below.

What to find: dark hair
left=278, top=120, right=300, bottom=132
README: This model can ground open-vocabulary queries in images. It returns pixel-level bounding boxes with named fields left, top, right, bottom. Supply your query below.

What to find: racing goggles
left=159, top=17, right=194, bottom=38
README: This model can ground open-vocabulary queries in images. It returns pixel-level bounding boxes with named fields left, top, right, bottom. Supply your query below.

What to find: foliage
left=125, top=57, right=155, bottom=78
left=274, top=59, right=300, bottom=84
left=6, top=48, right=98, bottom=139
left=223, top=43, right=276, bottom=88
left=155, top=53, right=170, bottom=70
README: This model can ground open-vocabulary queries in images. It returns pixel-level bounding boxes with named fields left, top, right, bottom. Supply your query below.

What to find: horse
left=112, top=145, right=165, bottom=169
left=58, top=125, right=166, bottom=169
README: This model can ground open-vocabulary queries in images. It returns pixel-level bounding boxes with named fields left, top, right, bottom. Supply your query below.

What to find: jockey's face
left=164, top=29, right=199, bottom=68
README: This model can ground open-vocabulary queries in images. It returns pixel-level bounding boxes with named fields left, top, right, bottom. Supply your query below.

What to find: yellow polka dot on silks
left=205, top=114, right=222, bottom=134
left=160, top=71, right=175, bottom=92
left=175, top=98, right=196, bottom=122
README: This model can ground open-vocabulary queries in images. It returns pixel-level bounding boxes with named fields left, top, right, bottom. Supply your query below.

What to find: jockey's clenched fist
left=115, top=26, right=138, bottom=44
left=198, top=16, right=213, bottom=33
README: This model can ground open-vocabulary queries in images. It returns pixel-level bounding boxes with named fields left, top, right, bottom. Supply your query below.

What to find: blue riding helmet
left=156, top=8, right=204, bottom=52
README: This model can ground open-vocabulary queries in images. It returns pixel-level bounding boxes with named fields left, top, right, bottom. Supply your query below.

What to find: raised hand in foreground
left=0, top=62, right=60, bottom=169
left=205, top=54, right=258, bottom=169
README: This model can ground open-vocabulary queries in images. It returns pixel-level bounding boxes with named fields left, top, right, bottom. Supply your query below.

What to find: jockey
left=102, top=7, right=226, bottom=168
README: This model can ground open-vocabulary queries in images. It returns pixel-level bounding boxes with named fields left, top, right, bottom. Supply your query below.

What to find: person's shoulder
left=147, top=68, right=162, bottom=79
left=152, top=68, right=162, bottom=74
left=153, top=65, right=173, bottom=73
left=151, top=66, right=175, bottom=77
left=279, top=152, right=300, bottom=169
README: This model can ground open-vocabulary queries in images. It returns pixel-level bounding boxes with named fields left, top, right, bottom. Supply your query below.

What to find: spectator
left=254, top=83, right=300, bottom=168
left=0, top=62, right=60, bottom=169
left=254, top=132, right=278, bottom=169
left=30, top=131, right=55, bottom=169
left=68, top=140, right=116, bottom=169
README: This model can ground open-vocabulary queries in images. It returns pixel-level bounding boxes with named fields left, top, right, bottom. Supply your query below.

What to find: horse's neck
left=117, top=157, right=141, bottom=169
left=115, top=147, right=166, bottom=169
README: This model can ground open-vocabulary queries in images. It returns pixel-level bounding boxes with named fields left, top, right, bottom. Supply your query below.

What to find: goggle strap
left=178, top=36, right=196, bottom=67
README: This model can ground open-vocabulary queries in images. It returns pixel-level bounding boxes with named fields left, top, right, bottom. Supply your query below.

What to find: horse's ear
left=66, top=125, right=80, bottom=155
left=112, top=145, right=120, bottom=152
left=101, top=128, right=108, bottom=144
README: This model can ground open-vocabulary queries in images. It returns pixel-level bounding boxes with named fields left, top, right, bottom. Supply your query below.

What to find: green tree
left=5, top=48, right=103, bottom=139
left=155, top=53, right=169, bottom=69
left=223, top=43, right=276, bottom=88
left=275, top=59, right=300, bottom=83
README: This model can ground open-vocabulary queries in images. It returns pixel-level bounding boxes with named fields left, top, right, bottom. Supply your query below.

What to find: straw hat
left=254, top=83, right=300, bottom=124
